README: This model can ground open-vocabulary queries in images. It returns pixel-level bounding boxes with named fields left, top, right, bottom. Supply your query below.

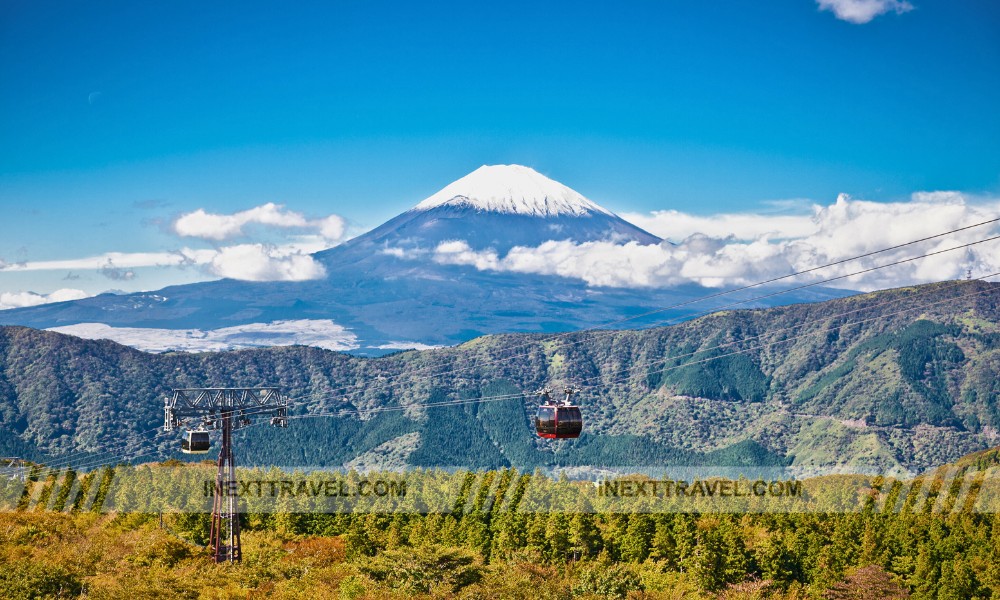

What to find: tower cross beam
left=164, top=387, right=287, bottom=431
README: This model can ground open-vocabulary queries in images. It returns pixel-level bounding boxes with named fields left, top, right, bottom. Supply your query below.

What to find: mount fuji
left=313, top=164, right=661, bottom=276
left=0, top=165, right=853, bottom=354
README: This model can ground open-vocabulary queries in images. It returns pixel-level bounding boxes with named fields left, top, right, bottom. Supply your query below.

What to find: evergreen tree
left=569, top=511, right=602, bottom=559
left=544, top=513, right=571, bottom=561
left=619, top=513, right=654, bottom=563
left=684, top=518, right=726, bottom=592
left=649, top=514, right=678, bottom=567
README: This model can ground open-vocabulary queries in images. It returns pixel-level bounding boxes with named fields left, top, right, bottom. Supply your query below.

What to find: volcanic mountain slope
left=0, top=165, right=850, bottom=354
left=0, top=280, right=997, bottom=473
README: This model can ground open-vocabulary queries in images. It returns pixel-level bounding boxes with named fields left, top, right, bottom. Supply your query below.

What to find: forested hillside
left=1, top=280, right=998, bottom=472
left=3, top=459, right=1000, bottom=598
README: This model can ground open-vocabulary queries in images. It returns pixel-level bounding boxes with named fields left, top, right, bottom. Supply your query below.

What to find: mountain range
left=0, top=165, right=852, bottom=355
left=1, top=279, right=997, bottom=474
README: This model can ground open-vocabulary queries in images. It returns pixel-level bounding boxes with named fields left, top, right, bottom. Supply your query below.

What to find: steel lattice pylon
left=164, top=388, right=288, bottom=563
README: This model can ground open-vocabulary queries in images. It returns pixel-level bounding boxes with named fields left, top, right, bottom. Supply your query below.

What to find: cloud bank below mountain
left=426, top=193, right=1000, bottom=291
left=0, top=288, right=89, bottom=310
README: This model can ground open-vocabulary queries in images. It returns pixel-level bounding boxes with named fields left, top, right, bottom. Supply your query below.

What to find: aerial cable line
left=581, top=216, right=1000, bottom=332
left=286, top=276, right=1000, bottom=419
left=35, top=252, right=1000, bottom=474
left=587, top=277, right=1000, bottom=388
left=290, top=216, right=1000, bottom=393
left=283, top=391, right=536, bottom=421
left=26, top=227, right=1000, bottom=472
left=47, top=391, right=536, bottom=473
left=51, top=274, right=997, bottom=475
left=601, top=275, right=1000, bottom=381
left=43, top=389, right=533, bottom=473
left=622, top=284, right=998, bottom=385
left=366, top=233, right=1000, bottom=393
left=265, top=223, right=1000, bottom=409
left=36, top=402, right=293, bottom=472
left=34, top=401, right=295, bottom=472
left=40, top=407, right=274, bottom=474
left=276, top=233, right=1000, bottom=408
left=32, top=263, right=1000, bottom=475
left=279, top=278, right=1000, bottom=426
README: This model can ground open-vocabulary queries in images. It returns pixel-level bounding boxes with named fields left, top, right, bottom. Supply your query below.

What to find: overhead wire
left=277, top=232, right=1000, bottom=410
left=276, top=272, right=1000, bottom=419
left=589, top=276, right=1000, bottom=388
left=610, top=278, right=1000, bottom=381
left=46, top=391, right=534, bottom=474
left=35, top=403, right=288, bottom=472
left=23, top=222, right=1000, bottom=473
left=27, top=244, right=1000, bottom=474
left=277, top=275, right=1000, bottom=418
left=276, top=216, right=1000, bottom=400
left=49, top=272, right=999, bottom=474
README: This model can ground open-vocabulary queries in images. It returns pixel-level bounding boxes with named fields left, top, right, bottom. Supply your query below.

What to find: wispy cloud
left=424, top=192, right=1000, bottom=291
left=817, top=0, right=914, bottom=24
left=0, top=240, right=330, bottom=283
left=1, top=250, right=210, bottom=272
left=100, top=258, right=136, bottom=281
left=133, top=199, right=171, bottom=210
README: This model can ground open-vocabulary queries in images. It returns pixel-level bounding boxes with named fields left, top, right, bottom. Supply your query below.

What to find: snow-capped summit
left=414, top=164, right=614, bottom=217
left=322, top=163, right=660, bottom=257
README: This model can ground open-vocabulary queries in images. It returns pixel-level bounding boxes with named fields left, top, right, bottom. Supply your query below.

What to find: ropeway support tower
left=164, top=387, right=288, bottom=563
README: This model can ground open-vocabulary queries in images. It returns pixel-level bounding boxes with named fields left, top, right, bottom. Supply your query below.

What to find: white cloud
left=316, top=215, right=347, bottom=241
left=1, top=202, right=343, bottom=300
left=207, top=244, right=327, bottom=282
left=173, top=202, right=347, bottom=242
left=420, top=192, right=1000, bottom=291
left=0, top=288, right=90, bottom=310
left=1, top=242, right=328, bottom=283
left=48, top=319, right=358, bottom=353
left=817, top=0, right=914, bottom=24
left=434, top=240, right=501, bottom=271
left=0, top=251, right=200, bottom=272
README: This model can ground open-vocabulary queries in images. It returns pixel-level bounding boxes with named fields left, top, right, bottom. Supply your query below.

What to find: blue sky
left=1, top=0, right=999, bottom=303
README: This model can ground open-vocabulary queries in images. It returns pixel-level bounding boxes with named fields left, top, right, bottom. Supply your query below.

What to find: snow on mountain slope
left=47, top=319, right=360, bottom=352
left=413, top=164, right=614, bottom=217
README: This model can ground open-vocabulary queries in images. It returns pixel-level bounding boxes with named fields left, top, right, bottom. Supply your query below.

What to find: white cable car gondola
left=181, top=429, right=211, bottom=454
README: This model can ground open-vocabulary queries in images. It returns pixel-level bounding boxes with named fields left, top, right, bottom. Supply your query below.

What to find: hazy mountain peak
left=413, top=164, right=614, bottom=217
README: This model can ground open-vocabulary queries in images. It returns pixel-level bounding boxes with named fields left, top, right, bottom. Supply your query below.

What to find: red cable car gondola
left=534, top=388, right=583, bottom=439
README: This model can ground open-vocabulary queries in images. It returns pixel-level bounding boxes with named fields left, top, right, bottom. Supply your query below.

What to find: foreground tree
left=823, top=564, right=910, bottom=600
